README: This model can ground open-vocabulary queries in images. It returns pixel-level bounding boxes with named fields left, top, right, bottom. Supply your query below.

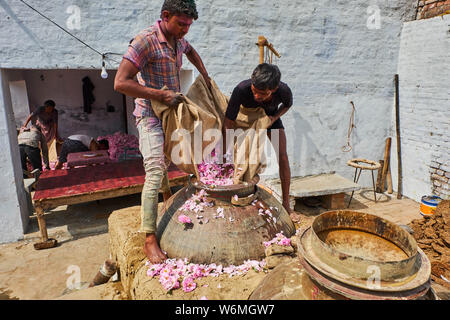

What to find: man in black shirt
left=222, top=63, right=299, bottom=221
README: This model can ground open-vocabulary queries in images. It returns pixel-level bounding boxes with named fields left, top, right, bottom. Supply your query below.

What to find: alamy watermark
left=66, top=5, right=81, bottom=30
left=366, top=265, right=381, bottom=290
left=65, top=264, right=82, bottom=290
left=168, top=124, right=281, bottom=167
left=367, top=5, right=381, bottom=30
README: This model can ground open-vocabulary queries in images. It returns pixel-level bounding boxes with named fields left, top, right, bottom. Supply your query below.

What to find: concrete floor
left=0, top=189, right=424, bottom=300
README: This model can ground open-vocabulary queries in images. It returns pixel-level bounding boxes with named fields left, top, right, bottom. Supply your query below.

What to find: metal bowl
left=298, top=210, right=431, bottom=292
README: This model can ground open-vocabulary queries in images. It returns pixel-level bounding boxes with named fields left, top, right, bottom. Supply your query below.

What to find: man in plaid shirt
left=115, top=0, right=211, bottom=263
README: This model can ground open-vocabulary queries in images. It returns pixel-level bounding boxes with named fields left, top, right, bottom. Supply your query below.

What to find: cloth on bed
left=33, top=160, right=186, bottom=201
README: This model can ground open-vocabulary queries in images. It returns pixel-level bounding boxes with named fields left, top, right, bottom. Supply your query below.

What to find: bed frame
left=32, top=160, right=190, bottom=249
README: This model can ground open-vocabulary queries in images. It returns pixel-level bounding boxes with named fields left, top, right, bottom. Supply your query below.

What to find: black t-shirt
left=225, top=79, right=293, bottom=121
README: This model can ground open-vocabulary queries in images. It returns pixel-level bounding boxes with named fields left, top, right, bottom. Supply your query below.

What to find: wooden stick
left=377, top=137, right=391, bottom=193
left=376, top=160, right=384, bottom=193
left=395, top=74, right=402, bottom=199
left=257, top=36, right=266, bottom=64
left=257, top=35, right=281, bottom=64
left=387, top=165, right=393, bottom=194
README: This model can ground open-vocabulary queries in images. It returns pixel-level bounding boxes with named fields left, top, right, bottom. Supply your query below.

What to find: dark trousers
left=19, top=144, right=42, bottom=176
left=59, top=139, right=89, bottom=163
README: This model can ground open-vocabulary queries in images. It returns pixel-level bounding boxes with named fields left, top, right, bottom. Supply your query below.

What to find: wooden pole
left=376, top=137, right=392, bottom=193
left=257, top=36, right=281, bottom=64
left=376, top=160, right=384, bottom=193
left=395, top=74, right=402, bottom=199
left=387, top=166, right=393, bottom=194
left=257, top=36, right=266, bottom=64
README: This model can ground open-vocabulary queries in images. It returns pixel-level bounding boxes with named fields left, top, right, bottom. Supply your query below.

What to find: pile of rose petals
left=146, top=258, right=267, bottom=293
left=97, top=132, right=140, bottom=161
left=252, top=200, right=279, bottom=225
left=179, top=189, right=214, bottom=214
left=197, top=152, right=234, bottom=187
left=263, top=231, right=291, bottom=248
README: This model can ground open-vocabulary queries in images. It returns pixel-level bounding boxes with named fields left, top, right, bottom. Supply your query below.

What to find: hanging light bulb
left=101, top=56, right=108, bottom=79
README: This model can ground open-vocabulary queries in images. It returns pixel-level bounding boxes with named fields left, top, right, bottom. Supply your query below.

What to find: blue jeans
left=136, top=116, right=170, bottom=234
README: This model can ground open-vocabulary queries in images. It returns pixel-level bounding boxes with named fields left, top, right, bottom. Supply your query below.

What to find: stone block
left=265, top=255, right=294, bottom=269
left=265, top=244, right=294, bottom=257
left=320, top=193, right=345, bottom=210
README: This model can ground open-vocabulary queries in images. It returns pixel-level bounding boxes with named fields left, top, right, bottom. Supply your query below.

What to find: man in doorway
left=21, top=99, right=63, bottom=147
left=18, top=125, right=49, bottom=178
left=54, top=134, right=109, bottom=169
left=222, top=63, right=300, bottom=222
left=114, top=0, right=211, bottom=263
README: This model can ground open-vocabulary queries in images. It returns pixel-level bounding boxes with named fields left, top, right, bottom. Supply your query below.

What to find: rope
left=264, top=46, right=274, bottom=64
left=342, top=101, right=356, bottom=152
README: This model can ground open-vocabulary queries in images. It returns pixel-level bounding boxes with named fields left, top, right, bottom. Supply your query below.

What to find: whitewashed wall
left=1, top=0, right=425, bottom=242
left=0, top=70, right=29, bottom=243
left=391, top=15, right=450, bottom=202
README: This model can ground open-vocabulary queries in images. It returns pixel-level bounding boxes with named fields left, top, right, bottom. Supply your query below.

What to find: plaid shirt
left=124, top=20, right=192, bottom=119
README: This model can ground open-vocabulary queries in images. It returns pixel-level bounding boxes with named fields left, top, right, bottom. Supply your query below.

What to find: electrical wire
left=18, top=0, right=122, bottom=65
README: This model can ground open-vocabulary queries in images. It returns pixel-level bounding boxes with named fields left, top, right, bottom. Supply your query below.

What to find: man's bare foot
left=282, top=201, right=293, bottom=214
left=283, top=202, right=300, bottom=223
left=143, top=234, right=167, bottom=264
left=289, top=212, right=301, bottom=223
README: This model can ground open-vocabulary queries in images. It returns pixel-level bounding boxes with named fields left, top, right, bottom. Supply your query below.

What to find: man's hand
left=268, top=115, right=277, bottom=126
left=160, top=90, right=184, bottom=108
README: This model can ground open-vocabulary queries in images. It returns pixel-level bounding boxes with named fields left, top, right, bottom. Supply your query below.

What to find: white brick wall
left=390, top=15, right=450, bottom=201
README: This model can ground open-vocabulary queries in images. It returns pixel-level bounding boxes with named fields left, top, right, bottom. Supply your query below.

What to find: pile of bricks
left=416, top=0, right=450, bottom=19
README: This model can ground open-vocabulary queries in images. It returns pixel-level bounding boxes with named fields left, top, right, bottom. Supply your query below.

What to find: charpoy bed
left=32, top=159, right=189, bottom=249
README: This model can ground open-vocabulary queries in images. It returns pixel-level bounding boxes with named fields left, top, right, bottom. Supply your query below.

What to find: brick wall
left=417, top=0, right=450, bottom=19
left=430, top=154, right=450, bottom=199
left=390, top=15, right=450, bottom=202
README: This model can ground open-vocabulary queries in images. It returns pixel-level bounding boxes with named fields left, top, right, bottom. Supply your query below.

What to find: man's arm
left=268, top=104, right=291, bottom=126
left=268, top=85, right=293, bottom=126
left=221, top=116, right=236, bottom=157
left=185, top=46, right=211, bottom=89
left=21, top=114, right=32, bottom=130
left=221, top=85, right=243, bottom=157
left=114, top=59, right=183, bottom=107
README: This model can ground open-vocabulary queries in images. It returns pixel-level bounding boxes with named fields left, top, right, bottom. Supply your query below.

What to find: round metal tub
left=298, top=210, right=431, bottom=292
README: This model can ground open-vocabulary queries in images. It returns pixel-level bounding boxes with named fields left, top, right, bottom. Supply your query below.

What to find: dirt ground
left=0, top=189, right=446, bottom=300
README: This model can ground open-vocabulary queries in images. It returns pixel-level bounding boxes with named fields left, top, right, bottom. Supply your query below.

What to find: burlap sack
left=231, top=106, right=271, bottom=183
left=151, top=75, right=271, bottom=183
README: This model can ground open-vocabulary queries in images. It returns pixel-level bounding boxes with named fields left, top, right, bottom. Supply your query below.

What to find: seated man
left=18, top=125, right=49, bottom=178
left=55, top=134, right=109, bottom=169
left=222, top=63, right=300, bottom=222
